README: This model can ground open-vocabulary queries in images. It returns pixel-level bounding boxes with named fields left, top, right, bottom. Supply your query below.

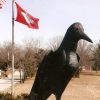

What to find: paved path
left=0, top=78, right=19, bottom=91
left=0, top=70, right=22, bottom=92
left=0, top=78, right=11, bottom=91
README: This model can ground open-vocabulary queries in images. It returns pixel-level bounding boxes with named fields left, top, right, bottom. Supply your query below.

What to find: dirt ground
left=4, top=73, right=100, bottom=100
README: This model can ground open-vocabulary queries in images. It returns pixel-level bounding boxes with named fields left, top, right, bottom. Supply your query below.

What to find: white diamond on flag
left=21, top=12, right=35, bottom=25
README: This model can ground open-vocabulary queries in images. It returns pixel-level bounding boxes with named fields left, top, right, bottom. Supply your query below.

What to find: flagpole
left=11, top=0, right=15, bottom=95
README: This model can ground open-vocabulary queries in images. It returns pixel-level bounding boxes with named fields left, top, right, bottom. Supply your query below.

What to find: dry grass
left=4, top=73, right=100, bottom=100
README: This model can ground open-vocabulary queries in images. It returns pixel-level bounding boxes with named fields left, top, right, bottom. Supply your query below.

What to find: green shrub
left=0, top=93, right=4, bottom=99
left=0, top=93, right=14, bottom=100
left=16, top=93, right=28, bottom=100
left=0, top=93, right=29, bottom=100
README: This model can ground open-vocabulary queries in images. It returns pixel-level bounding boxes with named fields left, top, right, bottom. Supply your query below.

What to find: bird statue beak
left=80, top=32, right=93, bottom=43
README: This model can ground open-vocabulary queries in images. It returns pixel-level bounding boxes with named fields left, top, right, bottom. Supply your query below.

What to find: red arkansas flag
left=15, top=2, right=39, bottom=29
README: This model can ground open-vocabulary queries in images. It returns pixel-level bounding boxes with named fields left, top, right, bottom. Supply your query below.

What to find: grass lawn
left=4, top=72, right=100, bottom=100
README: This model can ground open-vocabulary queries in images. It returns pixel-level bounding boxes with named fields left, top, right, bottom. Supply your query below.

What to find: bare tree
left=0, top=39, right=46, bottom=78
left=92, top=41, right=100, bottom=71
left=23, top=38, right=42, bottom=52
left=0, top=41, right=12, bottom=70
left=47, top=35, right=63, bottom=51
left=77, top=40, right=93, bottom=70
left=22, top=38, right=44, bottom=77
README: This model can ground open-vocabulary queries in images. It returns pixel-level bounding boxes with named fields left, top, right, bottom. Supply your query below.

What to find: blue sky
left=0, top=0, right=100, bottom=47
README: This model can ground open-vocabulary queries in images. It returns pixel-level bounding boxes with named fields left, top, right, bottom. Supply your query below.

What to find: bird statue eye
left=74, top=24, right=79, bottom=31
left=75, top=28, right=79, bottom=31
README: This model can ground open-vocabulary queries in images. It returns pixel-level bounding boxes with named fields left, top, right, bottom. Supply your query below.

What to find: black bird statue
left=28, top=22, right=93, bottom=100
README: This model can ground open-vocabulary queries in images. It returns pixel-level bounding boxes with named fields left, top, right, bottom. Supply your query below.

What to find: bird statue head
left=66, top=22, right=93, bottom=43
left=59, top=22, right=93, bottom=51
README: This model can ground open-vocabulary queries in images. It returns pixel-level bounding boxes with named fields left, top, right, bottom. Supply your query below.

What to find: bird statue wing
left=30, top=49, right=67, bottom=94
